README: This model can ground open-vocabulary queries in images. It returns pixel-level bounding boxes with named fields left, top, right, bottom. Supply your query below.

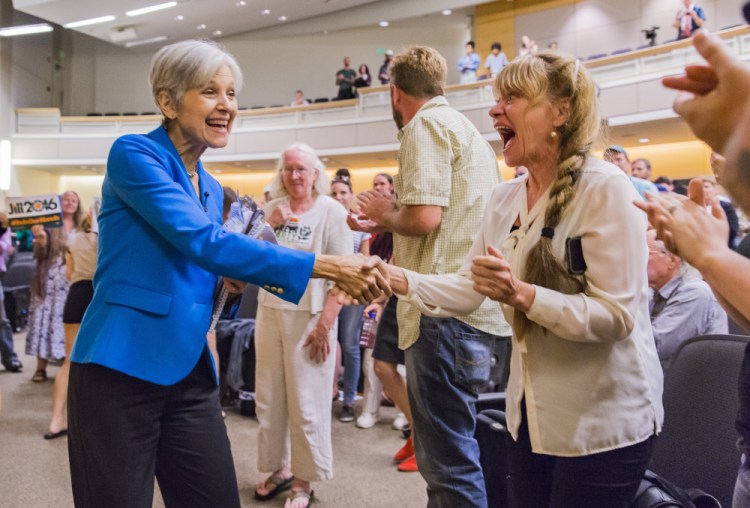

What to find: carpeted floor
left=0, top=333, right=427, bottom=507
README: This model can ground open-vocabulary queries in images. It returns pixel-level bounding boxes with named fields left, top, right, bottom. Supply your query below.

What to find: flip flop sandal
left=286, top=489, right=315, bottom=508
left=254, top=474, right=294, bottom=501
left=32, top=369, right=47, bottom=382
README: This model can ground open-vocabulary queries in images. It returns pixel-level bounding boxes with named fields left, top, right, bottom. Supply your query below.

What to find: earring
left=550, top=130, right=558, bottom=138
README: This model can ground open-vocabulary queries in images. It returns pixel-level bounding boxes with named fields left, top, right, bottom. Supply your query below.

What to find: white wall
left=77, top=22, right=471, bottom=115
left=518, top=0, right=747, bottom=58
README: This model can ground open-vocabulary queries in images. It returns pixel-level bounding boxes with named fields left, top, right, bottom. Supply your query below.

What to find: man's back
left=393, top=95, right=508, bottom=348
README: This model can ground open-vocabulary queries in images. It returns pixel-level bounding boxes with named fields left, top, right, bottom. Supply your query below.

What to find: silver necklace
left=186, top=168, right=197, bottom=178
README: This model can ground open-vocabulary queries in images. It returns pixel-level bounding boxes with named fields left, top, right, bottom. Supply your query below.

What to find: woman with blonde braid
left=385, top=52, right=663, bottom=506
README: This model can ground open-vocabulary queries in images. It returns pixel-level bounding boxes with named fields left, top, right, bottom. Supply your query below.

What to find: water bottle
left=360, top=311, right=378, bottom=348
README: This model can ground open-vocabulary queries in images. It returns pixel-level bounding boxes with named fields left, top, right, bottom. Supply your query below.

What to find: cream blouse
left=400, top=157, right=664, bottom=456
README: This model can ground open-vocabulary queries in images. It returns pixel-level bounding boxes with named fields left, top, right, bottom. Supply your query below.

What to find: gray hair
left=270, top=143, right=329, bottom=198
left=150, top=39, right=243, bottom=122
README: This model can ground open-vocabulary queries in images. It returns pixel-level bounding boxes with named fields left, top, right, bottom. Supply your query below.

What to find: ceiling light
left=212, top=30, right=222, bottom=36
left=64, top=15, right=116, bottom=28
left=278, top=15, right=287, bottom=21
left=196, top=24, right=207, bottom=30
left=261, top=9, right=271, bottom=15
left=126, top=2, right=178, bottom=17
left=379, top=21, right=389, bottom=27
left=442, top=9, right=452, bottom=15
left=0, top=24, right=53, bottom=37
left=125, top=35, right=168, bottom=47
left=639, top=138, right=650, bottom=143
left=236, top=0, right=246, bottom=6
left=174, top=15, right=184, bottom=21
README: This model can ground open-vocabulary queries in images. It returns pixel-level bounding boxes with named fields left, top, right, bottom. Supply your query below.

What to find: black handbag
left=632, top=470, right=721, bottom=508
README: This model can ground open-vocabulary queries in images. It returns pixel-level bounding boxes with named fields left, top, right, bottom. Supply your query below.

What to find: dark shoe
left=43, top=429, right=68, bottom=440
left=339, top=405, right=355, bottom=423
left=254, top=474, right=294, bottom=501
left=4, top=358, right=22, bottom=372
left=32, top=369, right=47, bottom=382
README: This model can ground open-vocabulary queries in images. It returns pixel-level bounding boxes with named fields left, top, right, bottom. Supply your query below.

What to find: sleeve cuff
left=525, top=285, right=564, bottom=330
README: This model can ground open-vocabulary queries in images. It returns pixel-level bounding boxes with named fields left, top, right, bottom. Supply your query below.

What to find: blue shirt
left=457, top=52, right=481, bottom=74
left=650, top=274, right=728, bottom=369
left=484, top=52, right=509, bottom=76
left=630, top=176, right=659, bottom=199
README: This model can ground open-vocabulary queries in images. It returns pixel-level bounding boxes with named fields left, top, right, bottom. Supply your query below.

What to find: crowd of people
left=3, top=1, right=748, bottom=505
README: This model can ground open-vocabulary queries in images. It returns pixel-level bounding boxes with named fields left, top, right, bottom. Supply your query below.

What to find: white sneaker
left=356, top=411, right=380, bottom=429
left=392, top=412, right=408, bottom=431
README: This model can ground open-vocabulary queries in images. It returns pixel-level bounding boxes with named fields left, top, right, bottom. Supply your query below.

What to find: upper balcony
left=13, top=25, right=750, bottom=173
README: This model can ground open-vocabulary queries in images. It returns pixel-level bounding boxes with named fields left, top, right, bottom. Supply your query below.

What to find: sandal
left=285, top=489, right=314, bottom=508
left=32, top=369, right=47, bottom=382
left=254, top=474, right=294, bottom=501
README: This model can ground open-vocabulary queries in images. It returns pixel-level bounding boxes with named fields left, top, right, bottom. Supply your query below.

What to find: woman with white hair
left=66, top=40, right=387, bottom=508
left=253, top=143, right=352, bottom=508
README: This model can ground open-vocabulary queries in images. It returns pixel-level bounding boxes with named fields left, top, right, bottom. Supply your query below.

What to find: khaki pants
left=255, top=305, right=336, bottom=482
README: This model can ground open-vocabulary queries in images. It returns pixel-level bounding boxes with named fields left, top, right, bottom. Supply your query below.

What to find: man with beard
left=352, top=46, right=511, bottom=507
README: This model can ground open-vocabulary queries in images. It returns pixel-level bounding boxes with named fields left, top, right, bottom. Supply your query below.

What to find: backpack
left=632, top=470, right=721, bottom=508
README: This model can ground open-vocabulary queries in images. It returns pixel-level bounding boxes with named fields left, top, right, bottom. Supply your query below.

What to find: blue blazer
left=71, top=127, right=314, bottom=385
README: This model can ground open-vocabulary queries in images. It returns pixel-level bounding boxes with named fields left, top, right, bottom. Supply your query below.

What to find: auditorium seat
left=610, top=48, right=632, bottom=55
left=122, top=112, right=138, bottom=116
left=649, top=334, right=749, bottom=507
left=104, top=112, right=120, bottom=116
left=586, top=53, right=607, bottom=60
left=85, top=112, right=103, bottom=116
left=140, top=111, right=156, bottom=115
left=314, top=97, right=330, bottom=103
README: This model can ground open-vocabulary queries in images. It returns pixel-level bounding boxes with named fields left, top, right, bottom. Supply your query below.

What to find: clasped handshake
left=314, top=253, right=391, bottom=305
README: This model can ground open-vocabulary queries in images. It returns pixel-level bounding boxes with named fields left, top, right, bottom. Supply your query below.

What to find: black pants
left=68, top=350, right=240, bottom=508
left=507, top=400, right=655, bottom=508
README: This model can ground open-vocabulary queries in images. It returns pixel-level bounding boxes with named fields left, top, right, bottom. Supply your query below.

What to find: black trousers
left=68, top=350, right=240, bottom=508
left=507, top=400, right=655, bottom=508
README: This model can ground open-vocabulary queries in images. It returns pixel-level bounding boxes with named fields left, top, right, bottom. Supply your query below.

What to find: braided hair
left=494, top=51, right=600, bottom=337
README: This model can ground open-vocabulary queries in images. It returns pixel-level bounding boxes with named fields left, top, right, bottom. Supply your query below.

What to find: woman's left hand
left=303, top=324, right=331, bottom=363
left=471, top=245, right=535, bottom=312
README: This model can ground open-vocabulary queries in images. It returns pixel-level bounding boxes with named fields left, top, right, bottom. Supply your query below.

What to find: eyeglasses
left=283, top=166, right=309, bottom=175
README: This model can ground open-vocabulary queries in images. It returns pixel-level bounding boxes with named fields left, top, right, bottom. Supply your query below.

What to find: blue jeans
left=405, top=316, right=497, bottom=508
left=0, top=286, right=19, bottom=369
left=338, top=304, right=364, bottom=406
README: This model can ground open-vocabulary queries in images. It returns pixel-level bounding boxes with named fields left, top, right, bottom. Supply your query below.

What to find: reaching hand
left=266, top=203, right=292, bottom=229
left=634, top=181, right=729, bottom=269
left=303, top=324, right=331, bottom=363
left=662, top=31, right=750, bottom=153
left=323, top=254, right=391, bottom=305
left=346, top=213, right=385, bottom=234
left=356, top=190, right=397, bottom=229
left=470, top=245, right=534, bottom=311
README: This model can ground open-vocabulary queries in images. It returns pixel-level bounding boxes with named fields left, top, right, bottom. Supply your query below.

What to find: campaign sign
left=6, top=194, right=63, bottom=231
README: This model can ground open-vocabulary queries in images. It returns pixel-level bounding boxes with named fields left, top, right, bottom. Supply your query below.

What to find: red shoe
left=393, top=436, right=414, bottom=462
left=397, top=455, right=419, bottom=472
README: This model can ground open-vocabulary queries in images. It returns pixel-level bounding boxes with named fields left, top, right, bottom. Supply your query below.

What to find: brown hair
left=390, top=46, right=446, bottom=98
left=495, top=52, right=600, bottom=337
left=32, top=228, right=68, bottom=298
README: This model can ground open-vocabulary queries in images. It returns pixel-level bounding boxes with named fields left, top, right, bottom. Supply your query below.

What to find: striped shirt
left=393, top=96, right=511, bottom=349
